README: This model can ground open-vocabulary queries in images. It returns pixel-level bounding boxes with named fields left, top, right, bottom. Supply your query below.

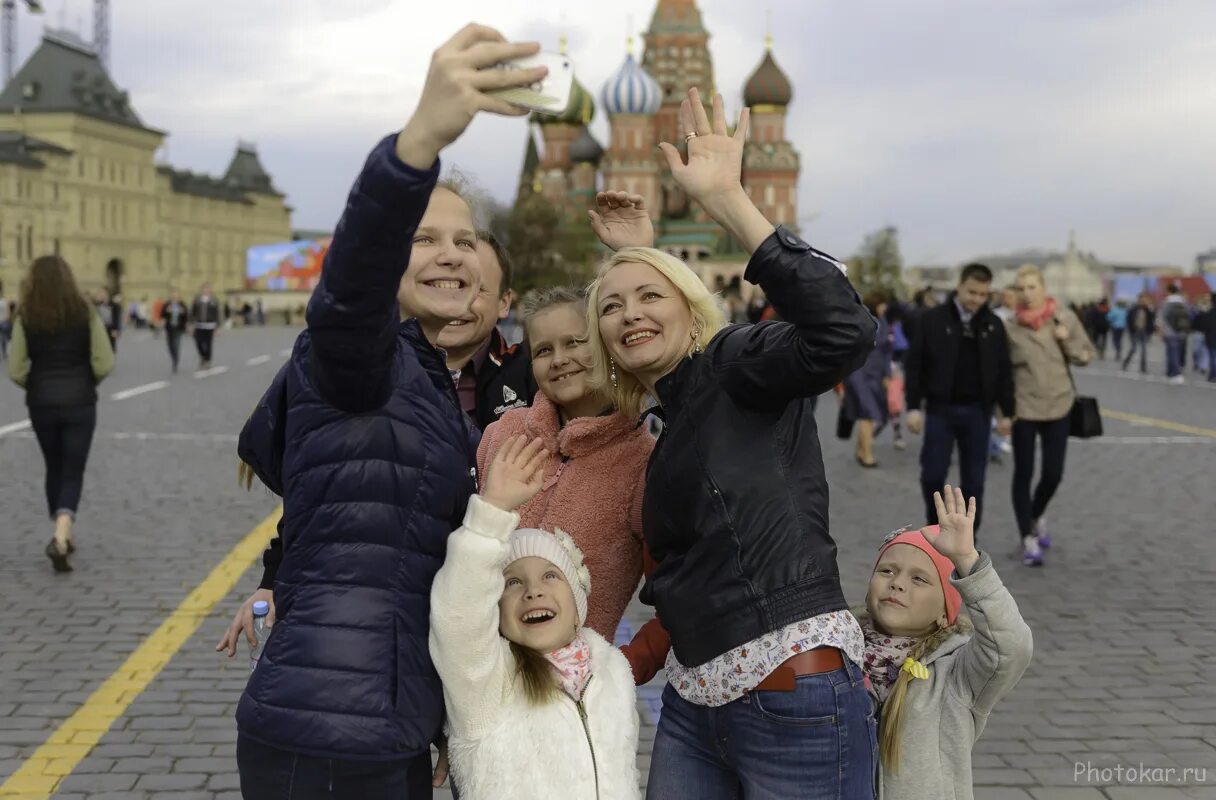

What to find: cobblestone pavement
left=0, top=326, right=1212, bottom=799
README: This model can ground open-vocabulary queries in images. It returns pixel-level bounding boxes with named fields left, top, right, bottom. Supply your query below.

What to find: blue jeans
left=1165, top=335, right=1187, bottom=378
left=236, top=734, right=432, bottom=799
left=646, top=657, right=877, bottom=800
left=920, top=403, right=990, bottom=533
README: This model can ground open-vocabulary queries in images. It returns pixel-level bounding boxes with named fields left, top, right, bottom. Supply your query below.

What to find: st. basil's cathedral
left=517, top=0, right=798, bottom=287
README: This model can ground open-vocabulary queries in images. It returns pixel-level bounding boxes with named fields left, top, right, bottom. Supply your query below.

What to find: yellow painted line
left=0, top=508, right=282, bottom=799
left=1103, top=409, right=1216, bottom=439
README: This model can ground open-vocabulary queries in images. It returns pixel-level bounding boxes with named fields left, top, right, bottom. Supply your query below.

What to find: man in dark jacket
left=1193, top=292, right=1216, bottom=382
left=1122, top=292, right=1156, bottom=374
left=223, top=25, right=547, bottom=797
left=159, top=290, right=189, bottom=373
left=905, top=263, right=1013, bottom=533
left=189, top=284, right=220, bottom=369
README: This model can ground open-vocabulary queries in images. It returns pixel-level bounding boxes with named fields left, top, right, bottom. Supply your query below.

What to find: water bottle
left=249, top=600, right=270, bottom=673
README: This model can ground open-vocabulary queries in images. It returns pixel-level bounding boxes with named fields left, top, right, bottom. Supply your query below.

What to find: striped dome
left=602, top=53, right=662, bottom=115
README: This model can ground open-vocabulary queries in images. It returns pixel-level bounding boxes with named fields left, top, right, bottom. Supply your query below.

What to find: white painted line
left=111, top=381, right=170, bottom=401
left=1082, top=366, right=1216, bottom=391
left=0, top=419, right=31, bottom=438
left=8, top=431, right=238, bottom=443
left=1074, top=436, right=1216, bottom=445
left=194, top=366, right=230, bottom=379
left=279, top=348, right=293, bottom=357
left=247, top=355, right=272, bottom=366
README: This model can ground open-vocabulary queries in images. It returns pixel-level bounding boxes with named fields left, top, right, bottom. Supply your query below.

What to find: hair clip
left=881, top=525, right=915, bottom=547
left=900, top=658, right=930, bottom=680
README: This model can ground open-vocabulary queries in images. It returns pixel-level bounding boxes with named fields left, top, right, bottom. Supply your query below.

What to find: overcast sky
left=13, top=0, right=1215, bottom=268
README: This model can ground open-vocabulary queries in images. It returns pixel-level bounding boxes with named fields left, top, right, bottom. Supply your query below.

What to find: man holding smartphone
left=228, top=25, right=547, bottom=799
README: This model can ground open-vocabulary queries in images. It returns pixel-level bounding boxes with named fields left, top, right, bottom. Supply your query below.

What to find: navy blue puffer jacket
left=236, top=135, right=479, bottom=761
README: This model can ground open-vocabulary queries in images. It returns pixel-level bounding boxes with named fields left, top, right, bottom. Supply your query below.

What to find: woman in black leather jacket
left=586, top=88, right=878, bottom=798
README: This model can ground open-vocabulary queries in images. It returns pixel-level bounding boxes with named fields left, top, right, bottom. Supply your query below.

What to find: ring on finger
left=684, top=131, right=699, bottom=143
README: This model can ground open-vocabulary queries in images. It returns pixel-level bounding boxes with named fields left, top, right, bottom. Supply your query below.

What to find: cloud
left=14, top=0, right=1213, bottom=269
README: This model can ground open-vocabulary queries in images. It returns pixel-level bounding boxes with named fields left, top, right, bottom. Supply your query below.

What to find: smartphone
left=487, top=52, right=575, bottom=115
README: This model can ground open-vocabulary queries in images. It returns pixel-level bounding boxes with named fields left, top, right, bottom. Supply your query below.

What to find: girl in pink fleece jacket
left=478, top=286, right=670, bottom=685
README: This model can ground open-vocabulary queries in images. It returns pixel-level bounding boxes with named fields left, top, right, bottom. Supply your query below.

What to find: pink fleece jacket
left=478, top=393, right=669, bottom=683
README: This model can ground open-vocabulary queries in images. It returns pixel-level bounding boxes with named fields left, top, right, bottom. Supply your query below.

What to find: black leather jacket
left=641, top=227, right=877, bottom=667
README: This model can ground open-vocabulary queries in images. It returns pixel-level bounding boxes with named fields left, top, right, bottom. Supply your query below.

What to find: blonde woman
left=586, top=87, right=878, bottom=798
left=1006, top=266, right=1094, bottom=566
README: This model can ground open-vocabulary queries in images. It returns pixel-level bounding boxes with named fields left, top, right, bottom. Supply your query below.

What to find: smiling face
left=499, top=556, right=578, bottom=652
left=866, top=544, right=947, bottom=637
left=397, top=188, right=480, bottom=326
left=527, top=303, right=597, bottom=412
left=595, top=261, right=696, bottom=389
left=436, top=238, right=510, bottom=354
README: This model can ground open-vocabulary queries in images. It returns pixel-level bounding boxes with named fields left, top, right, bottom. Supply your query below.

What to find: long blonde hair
left=856, top=609, right=967, bottom=774
left=510, top=642, right=560, bottom=705
left=585, top=248, right=727, bottom=418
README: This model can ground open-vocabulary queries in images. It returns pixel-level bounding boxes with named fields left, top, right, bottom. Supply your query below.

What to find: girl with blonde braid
left=859, top=486, right=1033, bottom=799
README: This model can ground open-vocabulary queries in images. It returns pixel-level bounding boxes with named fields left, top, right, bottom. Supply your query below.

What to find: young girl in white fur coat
left=430, top=435, right=641, bottom=800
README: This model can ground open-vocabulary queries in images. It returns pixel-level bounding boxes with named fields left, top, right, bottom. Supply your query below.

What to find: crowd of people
left=11, top=20, right=1212, bottom=799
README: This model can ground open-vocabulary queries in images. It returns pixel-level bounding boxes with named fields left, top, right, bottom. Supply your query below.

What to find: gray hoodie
left=877, top=552, right=1034, bottom=800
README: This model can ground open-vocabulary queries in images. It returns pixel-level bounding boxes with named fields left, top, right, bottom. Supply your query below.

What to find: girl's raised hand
left=924, top=485, right=980, bottom=574
left=480, top=435, right=548, bottom=512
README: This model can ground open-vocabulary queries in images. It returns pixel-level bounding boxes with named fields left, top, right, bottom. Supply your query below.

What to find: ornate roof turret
left=742, top=41, right=792, bottom=108
left=223, top=141, right=281, bottom=196
left=569, top=126, right=604, bottom=164
left=602, top=46, right=662, bottom=116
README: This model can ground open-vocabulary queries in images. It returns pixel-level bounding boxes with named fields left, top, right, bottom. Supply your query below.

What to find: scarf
left=862, top=620, right=918, bottom=704
left=1016, top=297, right=1058, bottom=331
left=545, top=634, right=592, bottom=701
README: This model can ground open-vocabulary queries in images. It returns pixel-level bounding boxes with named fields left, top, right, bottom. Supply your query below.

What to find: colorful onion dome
left=743, top=48, right=792, bottom=107
left=602, top=52, right=662, bottom=115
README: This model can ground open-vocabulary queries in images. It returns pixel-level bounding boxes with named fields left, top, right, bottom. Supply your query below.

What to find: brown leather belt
left=750, top=647, right=845, bottom=692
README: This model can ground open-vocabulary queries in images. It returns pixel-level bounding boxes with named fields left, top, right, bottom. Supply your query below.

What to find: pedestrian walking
left=1005, top=266, right=1094, bottom=566
left=1121, top=292, right=1155, bottom=374
left=5, top=256, right=114, bottom=573
left=1159, top=283, right=1190, bottom=384
left=904, top=263, right=1014, bottom=534
left=190, top=284, right=220, bottom=369
left=843, top=292, right=894, bottom=467
left=160, top=290, right=190, bottom=373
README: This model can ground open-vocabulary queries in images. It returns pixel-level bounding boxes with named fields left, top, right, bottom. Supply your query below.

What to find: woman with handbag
left=1005, top=266, right=1094, bottom=567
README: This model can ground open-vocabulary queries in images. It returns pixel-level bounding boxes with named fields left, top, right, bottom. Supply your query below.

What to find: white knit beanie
left=506, top=528, right=592, bottom=626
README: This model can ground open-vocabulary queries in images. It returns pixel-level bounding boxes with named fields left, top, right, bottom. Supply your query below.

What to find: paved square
left=0, top=327, right=1212, bottom=799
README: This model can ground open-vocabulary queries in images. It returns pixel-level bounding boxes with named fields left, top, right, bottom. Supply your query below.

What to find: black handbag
left=1054, top=318, right=1103, bottom=438
left=1069, top=395, right=1103, bottom=438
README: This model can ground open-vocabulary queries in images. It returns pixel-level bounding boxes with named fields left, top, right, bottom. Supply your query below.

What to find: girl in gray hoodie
left=859, top=486, right=1034, bottom=800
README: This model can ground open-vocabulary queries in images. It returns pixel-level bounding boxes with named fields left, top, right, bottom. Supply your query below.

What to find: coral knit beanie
left=875, top=526, right=963, bottom=626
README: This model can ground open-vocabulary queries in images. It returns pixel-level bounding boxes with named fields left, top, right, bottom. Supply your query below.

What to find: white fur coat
left=429, top=495, right=641, bottom=800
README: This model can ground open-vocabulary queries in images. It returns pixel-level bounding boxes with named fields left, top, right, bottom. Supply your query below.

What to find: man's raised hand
left=397, top=24, right=547, bottom=170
